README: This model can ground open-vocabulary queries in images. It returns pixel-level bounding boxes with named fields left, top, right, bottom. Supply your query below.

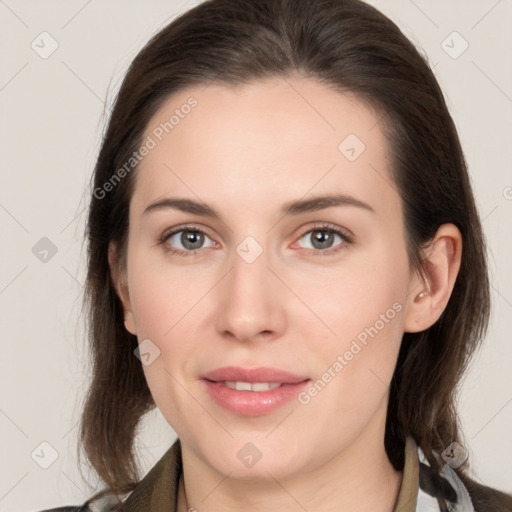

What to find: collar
left=121, top=438, right=182, bottom=511
left=394, top=436, right=420, bottom=512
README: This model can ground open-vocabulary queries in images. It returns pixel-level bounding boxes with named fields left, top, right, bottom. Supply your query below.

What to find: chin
left=204, top=441, right=304, bottom=481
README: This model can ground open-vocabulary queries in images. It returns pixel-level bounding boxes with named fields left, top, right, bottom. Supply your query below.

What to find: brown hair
left=78, top=0, right=490, bottom=508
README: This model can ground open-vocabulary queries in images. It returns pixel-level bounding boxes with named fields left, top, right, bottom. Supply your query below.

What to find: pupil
left=314, top=230, right=332, bottom=249
left=183, top=231, right=203, bottom=249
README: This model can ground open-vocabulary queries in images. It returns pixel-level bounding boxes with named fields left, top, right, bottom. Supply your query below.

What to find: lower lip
left=202, top=379, right=311, bottom=416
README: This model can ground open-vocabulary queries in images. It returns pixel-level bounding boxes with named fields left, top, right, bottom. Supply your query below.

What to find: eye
left=159, top=223, right=352, bottom=257
left=159, top=225, right=216, bottom=256
left=295, top=224, right=352, bottom=255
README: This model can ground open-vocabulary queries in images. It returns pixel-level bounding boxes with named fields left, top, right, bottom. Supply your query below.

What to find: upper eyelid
left=162, top=224, right=215, bottom=241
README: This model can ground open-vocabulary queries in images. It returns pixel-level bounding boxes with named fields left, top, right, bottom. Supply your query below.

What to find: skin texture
left=109, top=76, right=462, bottom=512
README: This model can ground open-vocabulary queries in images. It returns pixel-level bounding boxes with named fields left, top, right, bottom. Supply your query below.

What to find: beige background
left=0, top=0, right=511, bottom=510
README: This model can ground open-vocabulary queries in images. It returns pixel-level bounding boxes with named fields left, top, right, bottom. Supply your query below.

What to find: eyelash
left=158, top=223, right=353, bottom=257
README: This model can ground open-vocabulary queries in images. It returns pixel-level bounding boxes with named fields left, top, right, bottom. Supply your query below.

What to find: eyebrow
left=142, top=193, right=375, bottom=219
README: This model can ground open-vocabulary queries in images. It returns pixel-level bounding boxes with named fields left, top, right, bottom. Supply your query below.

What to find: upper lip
left=202, top=366, right=310, bottom=384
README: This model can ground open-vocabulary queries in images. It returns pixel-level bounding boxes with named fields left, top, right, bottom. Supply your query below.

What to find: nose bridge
left=214, top=233, right=285, bottom=341
left=230, top=233, right=274, bottom=312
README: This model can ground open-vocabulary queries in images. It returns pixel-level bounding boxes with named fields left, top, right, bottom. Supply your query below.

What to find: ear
left=403, top=224, right=462, bottom=333
left=108, top=241, right=137, bottom=335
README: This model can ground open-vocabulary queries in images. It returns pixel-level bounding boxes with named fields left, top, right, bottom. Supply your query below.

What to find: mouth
left=201, top=365, right=310, bottom=385
left=201, top=366, right=311, bottom=416
left=206, top=380, right=285, bottom=391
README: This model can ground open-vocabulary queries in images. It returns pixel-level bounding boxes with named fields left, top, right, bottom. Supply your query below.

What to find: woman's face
left=115, top=76, right=422, bottom=480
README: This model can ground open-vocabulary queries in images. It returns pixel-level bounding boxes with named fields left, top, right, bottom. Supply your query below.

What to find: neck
left=177, top=416, right=402, bottom=512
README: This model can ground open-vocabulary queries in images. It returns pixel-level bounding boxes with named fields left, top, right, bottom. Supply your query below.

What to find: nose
left=214, top=240, right=288, bottom=344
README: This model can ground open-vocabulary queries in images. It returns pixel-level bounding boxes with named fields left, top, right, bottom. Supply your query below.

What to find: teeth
left=223, top=381, right=282, bottom=391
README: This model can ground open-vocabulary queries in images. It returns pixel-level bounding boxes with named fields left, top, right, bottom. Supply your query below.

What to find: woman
left=38, top=0, right=512, bottom=510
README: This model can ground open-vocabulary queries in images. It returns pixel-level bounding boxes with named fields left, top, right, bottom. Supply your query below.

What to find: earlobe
left=108, top=242, right=137, bottom=335
left=123, top=314, right=137, bottom=336
left=403, top=224, right=462, bottom=333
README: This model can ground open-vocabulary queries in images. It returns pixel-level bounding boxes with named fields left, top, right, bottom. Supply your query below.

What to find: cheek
left=306, top=245, right=408, bottom=397
left=127, top=247, right=201, bottom=338
left=298, top=291, right=405, bottom=442
left=126, top=250, right=198, bottom=389
left=128, top=254, right=201, bottom=428
left=313, top=250, right=407, bottom=343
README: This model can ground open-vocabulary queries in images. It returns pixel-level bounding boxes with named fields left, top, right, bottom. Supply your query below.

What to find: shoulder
left=457, top=471, right=512, bottom=512
left=33, top=440, right=183, bottom=512
left=34, top=502, right=118, bottom=512
left=416, top=439, right=512, bottom=511
left=33, top=493, right=122, bottom=512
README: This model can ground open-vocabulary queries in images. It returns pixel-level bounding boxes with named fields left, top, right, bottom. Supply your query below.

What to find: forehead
left=132, top=76, right=397, bottom=218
